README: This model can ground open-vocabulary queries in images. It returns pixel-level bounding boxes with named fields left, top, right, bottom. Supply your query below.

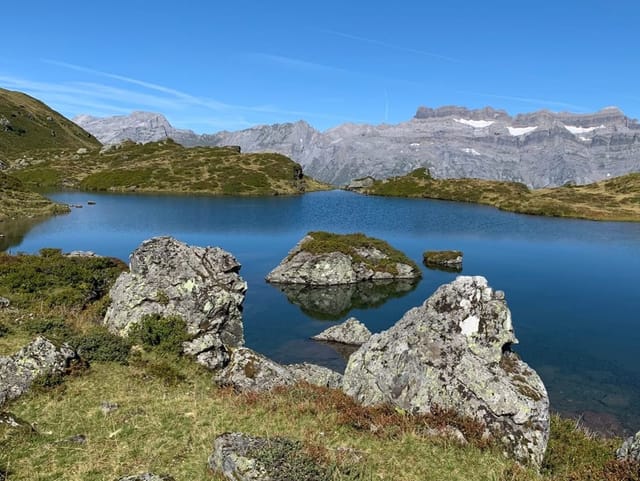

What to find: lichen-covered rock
left=214, top=347, right=295, bottom=392
left=209, top=432, right=327, bottom=481
left=214, top=348, right=342, bottom=392
left=103, top=237, right=247, bottom=370
left=0, top=336, right=76, bottom=406
left=0, top=296, right=9, bottom=308
left=116, top=474, right=175, bottom=481
left=0, top=411, right=36, bottom=433
left=617, top=431, right=640, bottom=462
left=266, top=232, right=420, bottom=285
left=287, top=362, right=342, bottom=389
left=312, top=317, right=372, bottom=345
left=342, top=276, right=549, bottom=467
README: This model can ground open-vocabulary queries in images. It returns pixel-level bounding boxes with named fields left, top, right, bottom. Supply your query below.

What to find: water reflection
left=270, top=278, right=420, bottom=320
left=0, top=218, right=47, bottom=252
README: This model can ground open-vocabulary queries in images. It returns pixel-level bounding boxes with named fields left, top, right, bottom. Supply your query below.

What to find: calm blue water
left=3, top=190, right=640, bottom=433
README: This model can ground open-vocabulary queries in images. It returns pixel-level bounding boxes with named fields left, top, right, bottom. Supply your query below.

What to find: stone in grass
left=617, top=430, right=640, bottom=462
left=312, top=317, right=372, bottom=345
left=266, top=232, right=421, bottom=285
left=0, top=336, right=76, bottom=407
left=343, top=276, right=549, bottom=468
left=116, top=474, right=175, bottom=481
left=209, top=432, right=328, bottom=481
left=423, top=250, right=463, bottom=271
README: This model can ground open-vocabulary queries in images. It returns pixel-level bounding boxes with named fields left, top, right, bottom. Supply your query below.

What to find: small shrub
left=128, top=313, right=191, bottom=356
left=69, top=329, right=131, bottom=364
left=129, top=355, right=187, bottom=386
left=23, top=316, right=73, bottom=342
left=0, top=322, right=9, bottom=337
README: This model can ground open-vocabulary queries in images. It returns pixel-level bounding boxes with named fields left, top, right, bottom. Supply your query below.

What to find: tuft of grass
left=299, top=231, right=420, bottom=276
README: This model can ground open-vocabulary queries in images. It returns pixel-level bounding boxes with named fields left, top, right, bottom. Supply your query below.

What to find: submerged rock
left=342, top=276, right=549, bottom=467
left=209, top=432, right=327, bottom=481
left=312, top=317, right=372, bottom=345
left=266, top=232, right=421, bottom=285
left=617, top=431, right=640, bottom=462
left=103, top=237, right=247, bottom=370
left=214, top=347, right=342, bottom=392
left=0, top=337, right=76, bottom=407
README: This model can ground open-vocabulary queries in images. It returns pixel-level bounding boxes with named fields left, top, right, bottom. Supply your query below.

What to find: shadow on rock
left=269, top=278, right=420, bottom=320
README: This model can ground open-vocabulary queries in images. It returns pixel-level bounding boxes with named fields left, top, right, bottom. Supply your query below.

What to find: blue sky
left=2, top=0, right=639, bottom=132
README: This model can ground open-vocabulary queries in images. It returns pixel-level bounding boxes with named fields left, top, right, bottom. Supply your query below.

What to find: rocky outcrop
left=0, top=337, right=76, bottom=406
left=342, top=276, right=549, bottom=467
left=214, top=347, right=342, bottom=392
left=423, top=250, right=463, bottom=272
left=209, top=432, right=327, bottom=481
left=266, top=233, right=420, bottom=286
left=77, top=106, right=640, bottom=187
left=103, top=237, right=247, bottom=370
left=617, top=431, right=640, bottom=462
left=312, top=317, right=372, bottom=345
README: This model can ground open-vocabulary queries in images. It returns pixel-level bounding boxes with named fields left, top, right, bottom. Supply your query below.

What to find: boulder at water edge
left=0, top=336, right=76, bottom=406
left=103, top=236, right=247, bottom=369
left=342, top=276, right=549, bottom=467
left=617, top=431, right=640, bottom=462
left=312, top=317, right=372, bottom=345
left=266, top=232, right=421, bottom=285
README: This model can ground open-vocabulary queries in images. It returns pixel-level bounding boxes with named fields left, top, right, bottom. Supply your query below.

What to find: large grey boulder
left=214, top=347, right=342, bottom=392
left=209, top=432, right=327, bottom=481
left=266, top=233, right=420, bottom=285
left=342, top=276, right=549, bottom=467
left=103, top=237, right=247, bottom=369
left=617, top=431, right=640, bottom=462
left=312, top=317, right=372, bottom=345
left=0, top=337, right=76, bottom=406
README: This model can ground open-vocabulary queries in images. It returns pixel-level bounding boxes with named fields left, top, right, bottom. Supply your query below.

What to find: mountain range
left=74, top=106, right=640, bottom=188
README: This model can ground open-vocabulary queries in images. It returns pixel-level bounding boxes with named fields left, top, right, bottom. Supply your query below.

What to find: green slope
left=0, top=171, right=69, bottom=221
left=0, top=88, right=100, bottom=157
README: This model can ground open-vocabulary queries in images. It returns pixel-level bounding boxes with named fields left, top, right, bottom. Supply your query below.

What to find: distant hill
left=0, top=171, right=69, bottom=221
left=351, top=168, right=640, bottom=222
left=75, top=106, right=640, bottom=188
left=11, top=139, right=329, bottom=196
left=0, top=88, right=100, bottom=158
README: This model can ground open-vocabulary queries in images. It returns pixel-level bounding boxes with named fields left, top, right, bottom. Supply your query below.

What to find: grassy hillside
left=10, top=139, right=330, bottom=196
left=0, top=88, right=100, bottom=157
left=0, top=250, right=637, bottom=480
left=356, top=169, right=640, bottom=222
left=0, top=171, right=69, bottom=221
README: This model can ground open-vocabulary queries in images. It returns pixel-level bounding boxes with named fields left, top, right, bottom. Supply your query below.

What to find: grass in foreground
left=358, top=168, right=640, bottom=222
left=0, top=250, right=638, bottom=480
left=9, top=139, right=331, bottom=196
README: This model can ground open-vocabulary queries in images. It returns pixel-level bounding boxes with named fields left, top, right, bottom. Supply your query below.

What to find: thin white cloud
left=252, top=53, right=349, bottom=74
left=319, top=28, right=460, bottom=63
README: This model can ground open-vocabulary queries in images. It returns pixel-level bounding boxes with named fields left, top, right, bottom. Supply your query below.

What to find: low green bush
left=128, top=313, right=191, bottom=356
left=69, top=329, right=131, bottom=365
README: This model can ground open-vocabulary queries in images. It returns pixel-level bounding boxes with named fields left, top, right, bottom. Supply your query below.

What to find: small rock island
left=266, top=231, right=421, bottom=285
left=423, top=249, right=463, bottom=271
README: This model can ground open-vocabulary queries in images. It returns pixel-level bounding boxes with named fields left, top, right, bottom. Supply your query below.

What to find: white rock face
left=76, top=105, right=640, bottom=188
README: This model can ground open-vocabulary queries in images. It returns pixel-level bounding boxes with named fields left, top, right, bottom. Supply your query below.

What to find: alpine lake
left=2, top=189, right=639, bottom=435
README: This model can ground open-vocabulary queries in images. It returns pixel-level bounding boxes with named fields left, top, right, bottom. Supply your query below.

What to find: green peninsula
left=352, top=168, right=640, bottom=222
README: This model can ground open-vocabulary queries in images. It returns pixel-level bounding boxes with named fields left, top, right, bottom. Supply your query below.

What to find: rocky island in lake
left=266, top=231, right=421, bottom=285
